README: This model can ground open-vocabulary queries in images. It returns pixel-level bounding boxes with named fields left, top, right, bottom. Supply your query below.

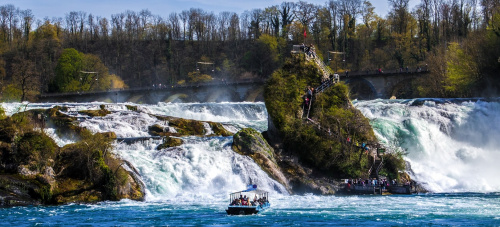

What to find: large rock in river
left=232, top=128, right=290, bottom=192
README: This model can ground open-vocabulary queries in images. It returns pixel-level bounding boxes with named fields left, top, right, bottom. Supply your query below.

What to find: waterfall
left=355, top=99, right=500, bottom=193
left=0, top=102, right=286, bottom=201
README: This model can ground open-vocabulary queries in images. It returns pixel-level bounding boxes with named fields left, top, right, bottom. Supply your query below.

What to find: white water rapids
left=355, top=99, right=500, bottom=193
left=2, top=99, right=500, bottom=195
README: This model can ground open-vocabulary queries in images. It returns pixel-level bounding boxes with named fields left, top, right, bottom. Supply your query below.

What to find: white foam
left=356, top=99, right=500, bottom=193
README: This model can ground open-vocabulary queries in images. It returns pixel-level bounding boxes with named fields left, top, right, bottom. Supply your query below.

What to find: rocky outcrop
left=0, top=107, right=145, bottom=206
left=232, top=128, right=290, bottom=192
left=261, top=55, right=408, bottom=194
left=78, top=105, right=112, bottom=117
left=149, top=116, right=233, bottom=137
left=156, top=136, right=184, bottom=150
left=277, top=156, right=341, bottom=195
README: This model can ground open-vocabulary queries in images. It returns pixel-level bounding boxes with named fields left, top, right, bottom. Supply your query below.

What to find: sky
left=1, top=0, right=420, bottom=22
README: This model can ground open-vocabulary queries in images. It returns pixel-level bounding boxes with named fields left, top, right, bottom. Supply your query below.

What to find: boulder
left=232, top=128, right=290, bottom=192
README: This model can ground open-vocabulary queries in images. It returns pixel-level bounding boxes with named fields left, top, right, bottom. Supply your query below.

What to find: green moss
left=0, top=106, right=6, bottom=120
left=151, top=115, right=233, bottom=137
left=168, top=118, right=205, bottom=136
left=126, top=105, right=138, bottom=111
left=79, top=105, right=111, bottom=117
left=208, top=122, right=233, bottom=137
left=157, top=137, right=183, bottom=150
left=264, top=55, right=400, bottom=179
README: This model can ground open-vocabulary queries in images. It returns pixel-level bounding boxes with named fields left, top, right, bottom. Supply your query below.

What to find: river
left=1, top=100, right=499, bottom=226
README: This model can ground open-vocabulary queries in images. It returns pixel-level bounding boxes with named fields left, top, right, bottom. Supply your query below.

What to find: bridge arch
left=164, top=93, right=189, bottom=103
left=389, top=77, right=419, bottom=99
left=206, top=88, right=240, bottom=102
left=344, top=78, right=377, bottom=100
left=244, top=87, right=264, bottom=102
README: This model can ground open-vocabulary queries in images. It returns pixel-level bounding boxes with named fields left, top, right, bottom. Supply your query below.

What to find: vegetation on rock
left=126, top=105, right=138, bottom=111
left=265, top=55, right=404, bottom=180
left=149, top=115, right=233, bottom=138
left=156, top=136, right=184, bottom=150
left=79, top=105, right=112, bottom=117
left=232, top=128, right=289, bottom=191
left=0, top=105, right=144, bottom=206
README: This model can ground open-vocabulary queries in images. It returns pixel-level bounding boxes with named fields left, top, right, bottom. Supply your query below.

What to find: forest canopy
left=0, top=0, right=498, bottom=101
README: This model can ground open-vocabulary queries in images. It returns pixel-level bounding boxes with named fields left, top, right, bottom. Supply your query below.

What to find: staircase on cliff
left=292, top=44, right=340, bottom=120
left=368, top=153, right=384, bottom=180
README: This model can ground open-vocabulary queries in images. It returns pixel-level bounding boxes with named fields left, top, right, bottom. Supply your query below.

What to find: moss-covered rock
left=79, top=105, right=111, bottom=117
left=98, top=132, right=117, bottom=140
left=0, top=112, right=145, bottom=206
left=148, top=124, right=165, bottom=136
left=232, top=128, right=289, bottom=192
left=208, top=122, right=233, bottom=137
left=262, top=55, right=406, bottom=194
left=149, top=116, right=233, bottom=137
left=156, top=136, right=183, bottom=150
left=126, top=105, right=138, bottom=111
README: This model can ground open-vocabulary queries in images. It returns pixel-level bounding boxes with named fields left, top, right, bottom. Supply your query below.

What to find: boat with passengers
left=226, top=185, right=270, bottom=215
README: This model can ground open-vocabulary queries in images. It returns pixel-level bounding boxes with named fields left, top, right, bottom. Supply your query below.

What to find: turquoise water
left=1, top=100, right=500, bottom=226
left=2, top=193, right=500, bottom=226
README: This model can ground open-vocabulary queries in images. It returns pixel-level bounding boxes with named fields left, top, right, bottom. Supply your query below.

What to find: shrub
left=16, top=131, right=57, bottom=172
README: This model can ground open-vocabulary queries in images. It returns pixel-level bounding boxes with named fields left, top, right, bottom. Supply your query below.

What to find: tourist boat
left=226, top=185, right=270, bottom=215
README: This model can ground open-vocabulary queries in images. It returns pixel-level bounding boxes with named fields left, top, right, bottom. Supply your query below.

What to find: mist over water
left=355, top=99, right=500, bottom=193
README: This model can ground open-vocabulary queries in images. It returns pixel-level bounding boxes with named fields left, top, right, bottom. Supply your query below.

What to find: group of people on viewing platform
left=345, top=178, right=414, bottom=190
left=230, top=195, right=267, bottom=207
left=300, top=43, right=317, bottom=58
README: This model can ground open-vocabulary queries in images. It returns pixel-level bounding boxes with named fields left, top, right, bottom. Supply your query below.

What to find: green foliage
left=0, top=117, right=17, bottom=143
left=244, top=34, right=285, bottom=76
left=380, top=151, right=406, bottom=180
left=51, top=48, right=83, bottom=92
left=16, top=131, right=57, bottom=171
left=51, top=48, right=115, bottom=93
left=187, top=71, right=213, bottom=83
left=265, top=55, right=319, bottom=131
left=38, top=184, right=53, bottom=203
left=265, top=55, right=381, bottom=178
left=444, top=42, right=479, bottom=97
left=1, top=84, right=22, bottom=102
left=0, top=105, right=6, bottom=120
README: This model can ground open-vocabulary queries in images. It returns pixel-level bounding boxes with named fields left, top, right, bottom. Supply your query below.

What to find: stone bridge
left=39, top=80, right=266, bottom=104
left=341, top=69, right=429, bottom=99
left=39, top=70, right=428, bottom=103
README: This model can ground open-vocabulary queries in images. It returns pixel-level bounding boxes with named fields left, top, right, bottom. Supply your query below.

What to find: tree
left=51, top=48, right=119, bottom=92
left=51, top=48, right=83, bottom=92
left=388, top=0, right=411, bottom=34
left=443, top=42, right=479, bottom=97
left=3, top=57, right=40, bottom=102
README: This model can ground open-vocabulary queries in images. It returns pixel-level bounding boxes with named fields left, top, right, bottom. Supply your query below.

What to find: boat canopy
left=230, top=185, right=267, bottom=194
left=228, top=185, right=269, bottom=203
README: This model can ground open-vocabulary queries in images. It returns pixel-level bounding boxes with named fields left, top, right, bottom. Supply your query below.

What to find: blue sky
left=1, top=0, right=419, bottom=21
